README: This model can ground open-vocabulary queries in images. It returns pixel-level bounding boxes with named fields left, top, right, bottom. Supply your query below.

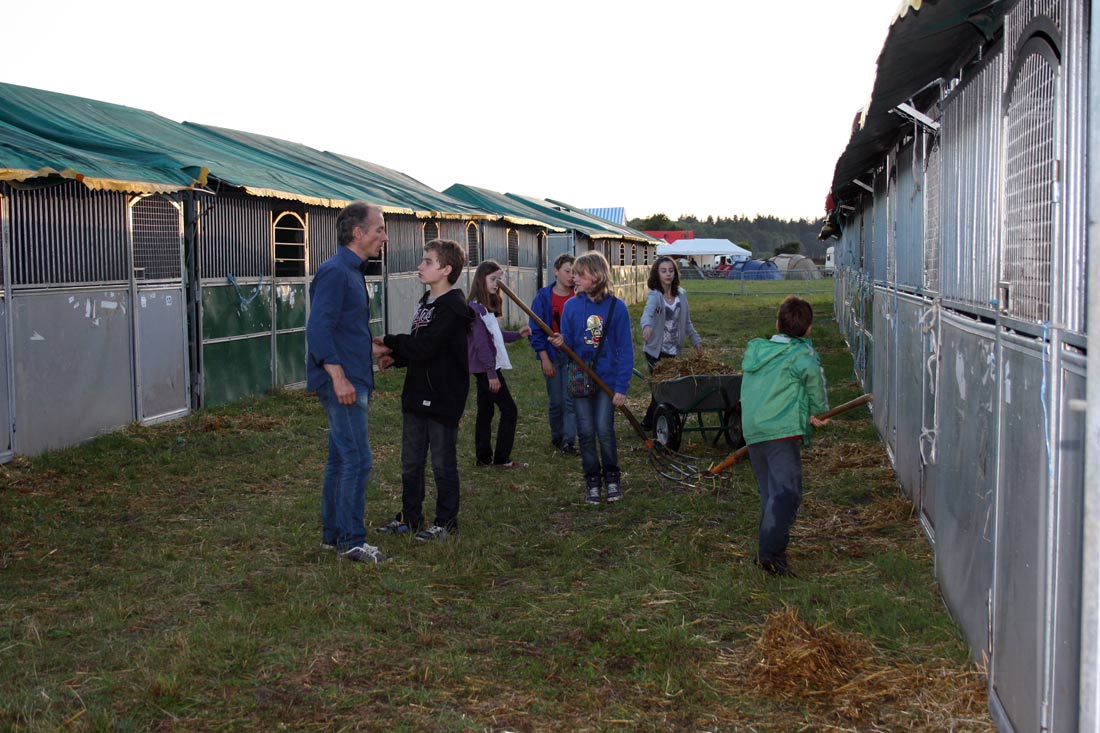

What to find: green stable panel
left=366, top=279, right=384, bottom=333
left=202, top=282, right=272, bottom=339
left=276, top=331, right=306, bottom=386
left=203, top=336, right=273, bottom=407
left=274, top=283, right=307, bottom=387
left=275, top=282, right=306, bottom=330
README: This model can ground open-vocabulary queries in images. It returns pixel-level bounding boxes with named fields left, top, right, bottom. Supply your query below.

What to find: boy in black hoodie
left=376, top=239, right=474, bottom=541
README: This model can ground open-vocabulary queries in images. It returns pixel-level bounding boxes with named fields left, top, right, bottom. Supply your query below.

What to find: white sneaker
left=415, top=525, right=453, bottom=542
left=339, top=543, right=386, bottom=563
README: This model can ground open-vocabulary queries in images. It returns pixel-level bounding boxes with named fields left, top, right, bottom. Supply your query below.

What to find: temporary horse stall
left=822, top=2, right=1097, bottom=730
left=0, top=82, right=550, bottom=457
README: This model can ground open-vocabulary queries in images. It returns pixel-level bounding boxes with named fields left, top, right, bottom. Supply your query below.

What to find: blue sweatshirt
left=559, top=293, right=634, bottom=395
left=306, top=246, right=374, bottom=392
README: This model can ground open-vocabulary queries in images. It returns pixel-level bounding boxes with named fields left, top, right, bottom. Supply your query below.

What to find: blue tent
left=729, top=259, right=781, bottom=280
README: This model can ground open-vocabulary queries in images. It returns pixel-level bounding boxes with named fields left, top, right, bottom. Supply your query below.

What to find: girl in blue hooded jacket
left=550, top=251, right=633, bottom=505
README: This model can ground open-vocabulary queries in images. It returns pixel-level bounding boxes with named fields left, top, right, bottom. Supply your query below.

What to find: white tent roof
left=656, top=239, right=751, bottom=259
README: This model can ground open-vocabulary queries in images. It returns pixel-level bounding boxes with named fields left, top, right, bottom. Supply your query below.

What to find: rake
left=497, top=282, right=702, bottom=481
left=704, top=393, right=875, bottom=477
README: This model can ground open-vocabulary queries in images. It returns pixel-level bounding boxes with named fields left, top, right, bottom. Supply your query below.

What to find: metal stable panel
left=871, top=172, right=889, bottom=283
left=939, top=50, right=1004, bottom=312
left=923, top=135, right=942, bottom=294
left=895, top=142, right=926, bottom=291
left=11, top=289, right=134, bottom=455
left=199, top=195, right=270, bottom=279
left=0, top=192, right=11, bottom=460
left=871, top=287, right=896, bottom=456
left=894, top=293, right=928, bottom=502
left=991, top=332, right=1054, bottom=732
left=925, top=310, right=997, bottom=660
left=7, top=183, right=129, bottom=287
left=1001, top=35, right=1058, bottom=325
left=1049, top=348, right=1085, bottom=732
left=130, top=194, right=189, bottom=425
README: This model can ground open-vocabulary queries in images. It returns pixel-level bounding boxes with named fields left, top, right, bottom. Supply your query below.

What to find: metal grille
left=199, top=196, right=271, bottom=279
left=1002, top=45, right=1056, bottom=323
left=308, top=206, right=338, bottom=274
left=872, top=172, right=888, bottom=282
left=924, top=137, right=941, bottom=293
left=617, top=242, right=626, bottom=266
left=507, top=228, right=519, bottom=267
left=939, top=50, right=1003, bottom=309
left=131, top=195, right=182, bottom=282
left=8, top=182, right=128, bottom=286
left=466, top=221, right=480, bottom=266
left=886, top=160, right=897, bottom=284
left=423, top=220, right=439, bottom=244
left=387, top=217, right=423, bottom=273
left=631, top=244, right=637, bottom=265
left=1006, top=0, right=1064, bottom=75
left=273, top=212, right=306, bottom=278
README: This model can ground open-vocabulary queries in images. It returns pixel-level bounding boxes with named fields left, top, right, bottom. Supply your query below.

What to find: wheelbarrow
left=643, top=371, right=745, bottom=452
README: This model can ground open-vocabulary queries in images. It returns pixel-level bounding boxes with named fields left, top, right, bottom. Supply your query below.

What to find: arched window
left=132, top=194, right=182, bottom=281
left=423, top=220, right=439, bottom=244
left=274, top=212, right=306, bottom=278
left=465, top=221, right=480, bottom=266
left=631, top=244, right=637, bottom=265
left=618, top=242, right=626, bottom=266
left=507, top=228, right=519, bottom=267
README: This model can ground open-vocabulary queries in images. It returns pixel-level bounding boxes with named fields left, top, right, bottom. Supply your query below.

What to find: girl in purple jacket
left=468, top=260, right=531, bottom=468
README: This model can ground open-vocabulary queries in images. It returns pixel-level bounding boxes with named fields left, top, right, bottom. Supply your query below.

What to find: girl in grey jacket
left=639, top=256, right=703, bottom=430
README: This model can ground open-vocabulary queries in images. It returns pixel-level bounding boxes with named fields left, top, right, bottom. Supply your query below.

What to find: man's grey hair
left=336, top=202, right=380, bottom=247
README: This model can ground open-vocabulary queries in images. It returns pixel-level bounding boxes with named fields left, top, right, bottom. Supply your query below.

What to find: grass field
left=0, top=283, right=993, bottom=731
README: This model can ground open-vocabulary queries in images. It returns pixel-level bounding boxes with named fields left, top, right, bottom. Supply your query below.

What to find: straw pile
left=649, top=353, right=734, bottom=381
left=733, top=606, right=992, bottom=729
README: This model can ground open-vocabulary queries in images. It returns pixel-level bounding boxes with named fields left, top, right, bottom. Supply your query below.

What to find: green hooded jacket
left=740, top=334, right=828, bottom=446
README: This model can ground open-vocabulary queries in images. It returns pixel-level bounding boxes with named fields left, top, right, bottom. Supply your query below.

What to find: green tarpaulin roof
left=0, top=81, right=493, bottom=217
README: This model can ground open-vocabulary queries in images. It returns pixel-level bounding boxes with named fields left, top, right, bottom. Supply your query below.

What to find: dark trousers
left=642, top=351, right=672, bottom=428
left=400, top=411, right=461, bottom=531
left=475, top=370, right=518, bottom=465
left=747, top=439, right=803, bottom=563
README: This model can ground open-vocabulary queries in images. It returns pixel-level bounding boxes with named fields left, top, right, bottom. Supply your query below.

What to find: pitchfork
left=497, top=282, right=702, bottom=482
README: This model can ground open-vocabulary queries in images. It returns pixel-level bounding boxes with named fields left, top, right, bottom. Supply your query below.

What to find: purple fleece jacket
left=467, top=301, right=523, bottom=376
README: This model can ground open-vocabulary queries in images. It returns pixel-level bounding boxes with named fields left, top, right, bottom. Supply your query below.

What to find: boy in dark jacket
left=376, top=239, right=473, bottom=541
left=740, top=296, right=829, bottom=576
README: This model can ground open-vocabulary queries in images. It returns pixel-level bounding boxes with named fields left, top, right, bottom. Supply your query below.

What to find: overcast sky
left=6, top=0, right=895, bottom=222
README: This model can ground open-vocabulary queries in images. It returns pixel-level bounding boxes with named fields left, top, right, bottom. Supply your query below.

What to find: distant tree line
left=628, top=213, right=828, bottom=260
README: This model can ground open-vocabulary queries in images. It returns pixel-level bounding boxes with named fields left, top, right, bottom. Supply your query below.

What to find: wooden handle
left=707, top=393, right=874, bottom=475
left=497, top=281, right=651, bottom=446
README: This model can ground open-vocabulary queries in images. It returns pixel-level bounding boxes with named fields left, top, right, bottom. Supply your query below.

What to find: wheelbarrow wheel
left=654, top=403, right=682, bottom=452
left=724, top=403, right=746, bottom=450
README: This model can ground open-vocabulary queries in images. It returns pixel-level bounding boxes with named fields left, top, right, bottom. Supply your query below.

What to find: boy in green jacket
left=740, top=296, right=829, bottom=577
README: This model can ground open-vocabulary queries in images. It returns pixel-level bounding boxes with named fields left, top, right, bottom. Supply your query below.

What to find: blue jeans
left=574, top=389, right=618, bottom=482
left=317, top=383, right=372, bottom=551
left=747, top=439, right=803, bottom=563
left=546, top=353, right=577, bottom=447
left=400, top=412, right=461, bottom=531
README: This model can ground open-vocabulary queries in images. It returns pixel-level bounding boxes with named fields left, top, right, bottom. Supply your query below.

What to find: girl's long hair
left=647, top=256, right=681, bottom=295
left=573, top=251, right=614, bottom=302
left=468, top=259, right=503, bottom=315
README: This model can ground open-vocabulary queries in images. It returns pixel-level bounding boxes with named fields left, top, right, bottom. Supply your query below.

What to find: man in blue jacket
left=306, top=202, right=392, bottom=563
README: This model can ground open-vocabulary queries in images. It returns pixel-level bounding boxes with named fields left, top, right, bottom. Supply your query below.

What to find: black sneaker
left=339, top=543, right=386, bottom=563
left=755, top=555, right=797, bottom=577
left=606, top=483, right=622, bottom=502
left=377, top=519, right=412, bottom=534
left=560, top=443, right=578, bottom=455
left=585, top=476, right=602, bottom=505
